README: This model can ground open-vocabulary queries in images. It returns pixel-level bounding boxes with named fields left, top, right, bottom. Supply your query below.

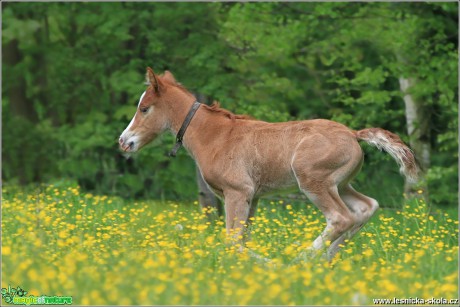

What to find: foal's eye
left=140, top=106, right=149, bottom=114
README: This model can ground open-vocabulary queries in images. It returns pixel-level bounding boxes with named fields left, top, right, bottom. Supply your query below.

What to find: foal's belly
left=256, top=184, right=299, bottom=197
left=254, top=170, right=298, bottom=197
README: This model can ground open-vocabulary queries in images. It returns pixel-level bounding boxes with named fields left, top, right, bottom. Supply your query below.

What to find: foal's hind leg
left=296, top=180, right=356, bottom=259
left=244, top=198, right=259, bottom=241
left=327, top=184, right=379, bottom=259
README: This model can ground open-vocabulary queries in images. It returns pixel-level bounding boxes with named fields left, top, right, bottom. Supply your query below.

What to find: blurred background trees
left=2, top=2, right=457, bottom=207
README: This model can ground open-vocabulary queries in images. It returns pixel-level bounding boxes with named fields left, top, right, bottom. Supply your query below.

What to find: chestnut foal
left=119, top=68, right=418, bottom=260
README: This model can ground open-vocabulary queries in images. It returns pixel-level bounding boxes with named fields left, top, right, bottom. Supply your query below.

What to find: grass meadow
left=1, top=182, right=458, bottom=305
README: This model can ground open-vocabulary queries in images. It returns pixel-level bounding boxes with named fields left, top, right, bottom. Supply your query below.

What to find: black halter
left=168, top=101, right=201, bottom=157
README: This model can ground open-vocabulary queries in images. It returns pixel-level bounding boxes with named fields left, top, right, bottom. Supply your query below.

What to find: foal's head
left=118, top=68, right=191, bottom=153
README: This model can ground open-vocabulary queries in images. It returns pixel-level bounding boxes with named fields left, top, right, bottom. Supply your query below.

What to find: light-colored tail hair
left=356, top=128, right=419, bottom=183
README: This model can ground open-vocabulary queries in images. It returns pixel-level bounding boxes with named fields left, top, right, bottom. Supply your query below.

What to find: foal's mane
left=161, top=74, right=252, bottom=121
left=202, top=102, right=253, bottom=120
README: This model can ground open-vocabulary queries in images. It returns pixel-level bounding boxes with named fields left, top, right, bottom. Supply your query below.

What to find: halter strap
left=169, top=101, right=201, bottom=157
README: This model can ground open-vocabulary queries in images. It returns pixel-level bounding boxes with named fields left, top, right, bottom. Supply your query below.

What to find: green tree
left=2, top=2, right=457, bottom=206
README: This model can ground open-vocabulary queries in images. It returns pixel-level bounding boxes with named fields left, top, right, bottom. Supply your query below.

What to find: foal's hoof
left=246, top=249, right=273, bottom=264
left=290, top=248, right=328, bottom=265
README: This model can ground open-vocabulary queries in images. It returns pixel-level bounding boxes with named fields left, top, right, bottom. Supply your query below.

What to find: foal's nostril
left=128, top=141, right=134, bottom=149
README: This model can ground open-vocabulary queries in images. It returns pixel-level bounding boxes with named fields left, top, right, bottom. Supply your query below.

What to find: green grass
left=1, top=182, right=458, bottom=305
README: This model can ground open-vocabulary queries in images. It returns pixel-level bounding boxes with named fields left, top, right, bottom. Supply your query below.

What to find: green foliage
left=2, top=2, right=457, bottom=206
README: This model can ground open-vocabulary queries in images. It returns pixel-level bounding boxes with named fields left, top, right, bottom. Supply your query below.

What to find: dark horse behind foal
left=119, top=67, right=419, bottom=260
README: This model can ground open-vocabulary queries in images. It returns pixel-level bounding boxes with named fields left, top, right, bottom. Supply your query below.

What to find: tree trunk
left=37, top=13, right=59, bottom=126
left=4, top=39, right=38, bottom=123
left=196, top=166, right=223, bottom=220
left=398, top=76, right=430, bottom=195
left=4, top=38, right=40, bottom=184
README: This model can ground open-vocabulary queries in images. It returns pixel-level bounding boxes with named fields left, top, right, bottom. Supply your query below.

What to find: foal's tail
left=356, top=128, right=419, bottom=183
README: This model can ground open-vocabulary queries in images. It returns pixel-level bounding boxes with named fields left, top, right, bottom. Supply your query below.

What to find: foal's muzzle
left=119, top=137, right=134, bottom=152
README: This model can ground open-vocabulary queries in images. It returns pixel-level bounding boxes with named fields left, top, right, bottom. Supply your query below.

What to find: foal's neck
left=167, top=92, right=230, bottom=161
left=167, top=97, right=197, bottom=136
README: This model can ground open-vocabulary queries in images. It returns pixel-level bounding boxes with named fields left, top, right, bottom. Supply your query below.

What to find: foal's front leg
left=223, top=189, right=253, bottom=249
left=224, top=193, right=272, bottom=263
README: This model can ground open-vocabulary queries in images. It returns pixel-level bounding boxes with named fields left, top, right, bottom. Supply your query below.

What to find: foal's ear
left=146, top=67, right=162, bottom=94
left=162, top=70, right=177, bottom=84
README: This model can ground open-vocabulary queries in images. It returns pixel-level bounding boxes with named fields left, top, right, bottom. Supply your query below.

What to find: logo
left=1, top=285, right=72, bottom=305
